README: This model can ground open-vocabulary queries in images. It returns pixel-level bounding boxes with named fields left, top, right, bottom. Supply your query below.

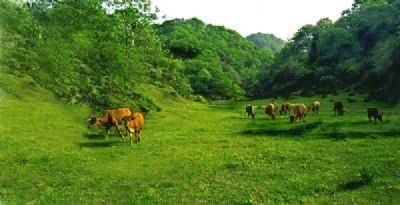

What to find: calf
left=367, top=107, right=382, bottom=123
left=124, top=112, right=145, bottom=145
left=333, top=101, right=344, bottom=116
left=265, top=103, right=276, bottom=120
left=245, top=104, right=256, bottom=118
left=88, top=108, right=132, bottom=139
left=290, top=104, right=307, bottom=123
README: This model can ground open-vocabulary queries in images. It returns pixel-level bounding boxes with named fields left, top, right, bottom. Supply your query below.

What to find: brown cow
left=88, top=108, right=132, bottom=140
left=124, top=112, right=145, bottom=145
left=367, top=107, right=382, bottom=123
left=265, top=103, right=276, bottom=120
left=290, top=104, right=307, bottom=123
left=246, top=104, right=256, bottom=118
left=279, top=103, right=291, bottom=115
left=271, top=100, right=278, bottom=114
left=310, top=101, right=320, bottom=115
left=333, top=101, right=344, bottom=116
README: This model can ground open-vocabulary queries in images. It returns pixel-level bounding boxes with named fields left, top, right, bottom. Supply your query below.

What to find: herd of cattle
left=86, top=101, right=383, bottom=145
left=246, top=101, right=383, bottom=123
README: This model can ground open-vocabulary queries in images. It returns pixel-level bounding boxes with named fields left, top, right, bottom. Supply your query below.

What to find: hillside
left=246, top=32, right=286, bottom=54
left=0, top=0, right=192, bottom=112
left=156, top=18, right=274, bottom=99
left=1, top=0, right=399, bottom=111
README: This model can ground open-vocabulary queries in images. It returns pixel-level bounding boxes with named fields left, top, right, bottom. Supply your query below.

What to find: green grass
left=1, top=73, right=400, bottom=204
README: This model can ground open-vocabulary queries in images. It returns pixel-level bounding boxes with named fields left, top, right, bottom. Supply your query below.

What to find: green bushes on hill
left=156, top=18, right=274, bottom=99
left=259, top=1, right=400, bottom=103
left=0, top=0, right=190, bottom=111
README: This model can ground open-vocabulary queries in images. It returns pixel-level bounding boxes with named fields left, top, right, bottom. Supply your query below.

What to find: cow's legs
left=129, top=132, right=133, bottom=146
left=137, top=130, right=142, bottom=142
left=125, top=124, right=129, bottom=137
left=135, top=131, right=138, bottom=143
left=105, top=126, right=110, bottom=140
left=114, top=125, right=124, bottom=138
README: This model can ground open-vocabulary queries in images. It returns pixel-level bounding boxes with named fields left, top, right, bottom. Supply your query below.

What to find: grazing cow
left=87, top=108, right=132, bottom=140
left=290, top=104, right=307, bottom=123
left=246, top=104, right=256, bottom=118
left=310, top=101, right=320, bottom=115
left=124, top=112, right=145, bottom=145
left=333, top=101, right=344, bottom=116
left=291, top=104, right=300, bottom=114
left=279, top=103, right=291, bottom=115
left=265, top=103, right=276, bottom=120
left=367, top=107, right=382, bottom=123
left=271, top=100, right=278, bottom=114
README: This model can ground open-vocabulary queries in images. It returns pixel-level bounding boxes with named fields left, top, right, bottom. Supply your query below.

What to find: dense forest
left=156, top=18, right=274, bottom=99
left=261, top=0, right=400, bottom=103
left=1, top=0, right=399, bottom=112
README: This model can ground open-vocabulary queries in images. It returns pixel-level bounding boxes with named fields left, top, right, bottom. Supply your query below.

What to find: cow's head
left=289, top=115, right=296, bottom=123
left=87, top=116, right=101, bottom=128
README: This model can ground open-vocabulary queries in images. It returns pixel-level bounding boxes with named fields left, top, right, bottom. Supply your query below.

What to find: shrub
left=358, top=166, right=378, bottom=185
left=193, top=95, right=208, bottom=103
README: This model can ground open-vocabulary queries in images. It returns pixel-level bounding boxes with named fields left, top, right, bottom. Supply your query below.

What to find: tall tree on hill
left=103, top=0, right=156, bottom=61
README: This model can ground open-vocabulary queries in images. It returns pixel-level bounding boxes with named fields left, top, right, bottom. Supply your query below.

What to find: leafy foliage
left=156, top=18, right=274, bottom=99
left=259, top=0, right=400, bottom=103
left=246, top=32, right=285, bottom=54
left=0, top=0, right=191, bottom=111
left=1, top=0, right=399, bottom=107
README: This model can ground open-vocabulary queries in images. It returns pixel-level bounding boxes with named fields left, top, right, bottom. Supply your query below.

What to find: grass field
left=1, top=73, right=400, bottom=204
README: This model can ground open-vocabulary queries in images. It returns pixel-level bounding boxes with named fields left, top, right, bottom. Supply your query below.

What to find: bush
left=358, top=166, right=378, bottom=185
left=193, top=95, right=208, bottom=103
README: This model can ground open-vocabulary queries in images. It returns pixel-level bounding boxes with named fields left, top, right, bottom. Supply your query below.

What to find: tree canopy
left=156, top=18, right=274, bottom=99
left=246, top=33, right=285, bottom=54
left=258, top=0, right=400, bottom=103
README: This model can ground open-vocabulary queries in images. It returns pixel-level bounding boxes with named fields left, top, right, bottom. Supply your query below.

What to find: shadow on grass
left=323, top=131, right=400, bottom=139
left=78, top=141, right=119, bottom=148
left=84, top=133, right=105, bottom=140
left=241, top=121, right=323, bottom=137
left=84, top=132, right=129, bottom=140
left=337, top=170, right=375, bottom=191
left=337, top=180, right=369, bottom=191
left=229, top=116, right=269, bottom=121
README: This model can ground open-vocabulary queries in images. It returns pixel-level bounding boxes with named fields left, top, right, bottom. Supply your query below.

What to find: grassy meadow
left=1, top=73, right=400, bottom=204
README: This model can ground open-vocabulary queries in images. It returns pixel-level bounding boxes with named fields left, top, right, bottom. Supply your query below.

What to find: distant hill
left=246, top=33, right=285, bottom=54
left=156, top=18, right=274, bottom=99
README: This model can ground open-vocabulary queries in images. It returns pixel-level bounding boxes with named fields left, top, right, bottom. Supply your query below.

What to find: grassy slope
left=0, top=73, right=399, bottom=204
